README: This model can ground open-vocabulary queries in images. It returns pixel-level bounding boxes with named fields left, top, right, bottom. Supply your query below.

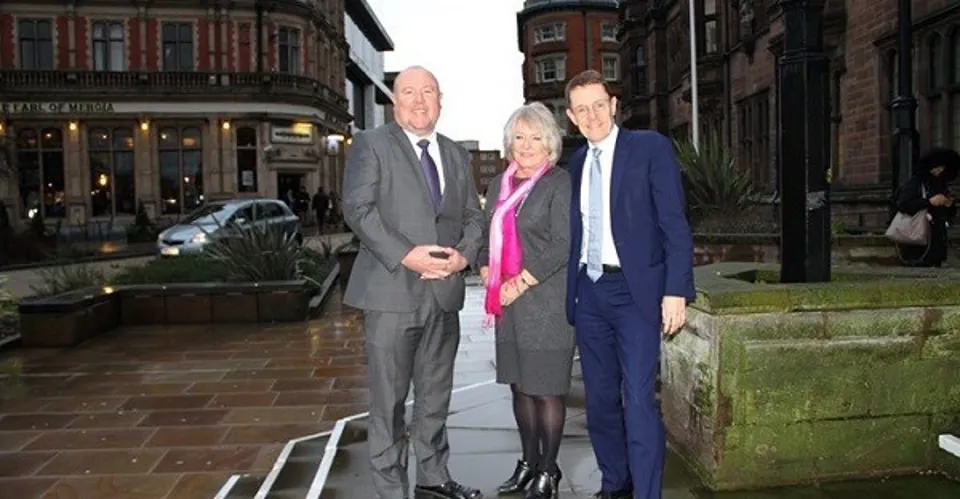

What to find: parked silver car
left=156, top=198, right=302, bottom=256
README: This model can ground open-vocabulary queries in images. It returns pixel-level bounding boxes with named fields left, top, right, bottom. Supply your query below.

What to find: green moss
left=693, top=263, right=960, bottom=314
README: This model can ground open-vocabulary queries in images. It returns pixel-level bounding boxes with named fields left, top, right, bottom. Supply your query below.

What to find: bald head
left=392, top=65, right=443, bottom=137
left=392, top=65, right=440, bottom=94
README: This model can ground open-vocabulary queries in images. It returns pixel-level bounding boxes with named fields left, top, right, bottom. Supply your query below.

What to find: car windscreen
left=182, top=203, right=230, bottom=224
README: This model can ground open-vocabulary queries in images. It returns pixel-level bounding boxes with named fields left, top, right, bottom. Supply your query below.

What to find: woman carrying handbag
left=889, top=148, right=959, bottom=267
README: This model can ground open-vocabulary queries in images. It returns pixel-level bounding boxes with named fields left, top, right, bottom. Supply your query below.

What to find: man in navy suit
left=563, top=70, right=695, bottom=499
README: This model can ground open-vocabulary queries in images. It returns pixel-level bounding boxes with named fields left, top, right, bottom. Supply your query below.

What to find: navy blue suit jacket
left=565, top=128, right=696, bottom=325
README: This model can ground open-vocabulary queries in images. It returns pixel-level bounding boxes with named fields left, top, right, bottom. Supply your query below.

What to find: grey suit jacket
left=341, top=122, right=484, bottom=313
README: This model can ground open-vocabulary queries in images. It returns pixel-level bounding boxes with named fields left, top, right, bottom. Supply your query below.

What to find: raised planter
left=663, top=262, right=960, bottom=490
left=17, top=265, right=339, bottom=348
left=18, top=287, right=121, bottom=348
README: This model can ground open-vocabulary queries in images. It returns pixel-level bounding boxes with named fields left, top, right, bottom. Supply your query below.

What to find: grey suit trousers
left=363, top=295, right=460, bottom=498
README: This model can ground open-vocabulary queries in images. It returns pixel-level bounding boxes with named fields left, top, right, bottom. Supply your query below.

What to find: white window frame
left=602, top=53, right=619, bottom=81
left=534, top=54, right=566, bottom=83
left=601, top=23, right=617, bottom=42
left=533, top=23, right=565, bottom=44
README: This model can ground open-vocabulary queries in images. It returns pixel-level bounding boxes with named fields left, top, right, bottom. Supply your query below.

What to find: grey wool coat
left=478, top=167, right=574, bottom=352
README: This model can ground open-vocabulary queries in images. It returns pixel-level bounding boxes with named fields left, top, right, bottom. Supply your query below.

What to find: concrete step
left=216, top=473, right=265, bottom=498
left=262, top=438, right=329, bottom=498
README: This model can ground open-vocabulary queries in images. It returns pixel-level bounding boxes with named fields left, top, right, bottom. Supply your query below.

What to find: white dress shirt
left=579, top=125, right=620, bottom=266
left=402, top=128, right=446, bottom=194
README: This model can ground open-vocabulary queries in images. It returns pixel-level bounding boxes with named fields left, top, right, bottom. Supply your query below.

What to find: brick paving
left=0, top=288, right=372, bottom=498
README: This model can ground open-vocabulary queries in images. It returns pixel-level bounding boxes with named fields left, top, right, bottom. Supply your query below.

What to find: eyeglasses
left=571, top=100, right=610, bottom=118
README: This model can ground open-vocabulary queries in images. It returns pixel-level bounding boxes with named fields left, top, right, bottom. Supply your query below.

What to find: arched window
left=929, top=34, right=945, bottom=145
left=951, top=29, right=960, bottom=149
left=17, top=127, right=64, bottom=219
left=236, top=127, right=258, bottom=193
left=635, top=45, right=647, bottom=94
left=158, top=126, right=203, bottom=215
left=89, top=127, right=135, bottom=216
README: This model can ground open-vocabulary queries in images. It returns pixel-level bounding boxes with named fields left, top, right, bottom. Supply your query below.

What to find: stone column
left=778, top=0, right=831, bottom=283
left=135, top=122, right=156, bottom=218
left=203, top=118, right=221, bottom=199
left=64, top=123, right=85, bottom=224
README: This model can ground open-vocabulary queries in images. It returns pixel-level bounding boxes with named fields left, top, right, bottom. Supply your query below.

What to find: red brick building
left=517, top=0, right=621, bottom=150
left=618, top=0, right=960, bottom=224
left=0, top=0, right=351, bottom=225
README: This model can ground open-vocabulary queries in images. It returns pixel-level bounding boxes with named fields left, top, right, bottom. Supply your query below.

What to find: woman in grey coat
left=478, top=102, right=574, bottom=499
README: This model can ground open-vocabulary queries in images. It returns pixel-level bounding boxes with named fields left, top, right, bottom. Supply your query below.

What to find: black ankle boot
left=525, top=469, right=562, bottom=499
left=497, top=460, right=535, bottom=494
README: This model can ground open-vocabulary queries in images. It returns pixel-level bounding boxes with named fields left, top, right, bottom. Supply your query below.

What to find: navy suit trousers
left=575, top=270, right=665, bottom=498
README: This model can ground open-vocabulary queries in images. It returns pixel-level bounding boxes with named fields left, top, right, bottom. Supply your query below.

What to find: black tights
left=511, top=384, right=566, bottom=473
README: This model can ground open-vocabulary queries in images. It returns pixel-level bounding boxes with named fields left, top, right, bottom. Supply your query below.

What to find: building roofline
left=516, top=0, right=619, bottom=52
left=346, top=0, right=394, bottom=51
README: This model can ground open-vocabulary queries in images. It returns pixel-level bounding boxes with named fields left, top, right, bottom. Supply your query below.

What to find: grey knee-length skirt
left=495, top=342, right=575, bottom=396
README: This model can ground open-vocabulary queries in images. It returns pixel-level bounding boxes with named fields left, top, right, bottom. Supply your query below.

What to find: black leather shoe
left=593, top=489, right=632, bottom=499
left=525, top=470, right=562, bottom=499
left=497, top=460, right=535, bottom=494
left=414, top=480, right=483, bottom=499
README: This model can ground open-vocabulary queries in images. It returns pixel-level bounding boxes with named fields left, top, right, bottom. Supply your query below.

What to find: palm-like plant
left=673, top=132, right=755, bottom=218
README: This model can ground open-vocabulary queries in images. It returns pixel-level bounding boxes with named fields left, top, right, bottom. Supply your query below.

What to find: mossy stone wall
left=662, top=262, right=960, bottom=490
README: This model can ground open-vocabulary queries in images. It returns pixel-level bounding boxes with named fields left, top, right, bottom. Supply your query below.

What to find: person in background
left=478, top=102, right=573, bottom=499
left=312, top=187, right=329, bottom=234
left=896, top=147, right=959, bottom=267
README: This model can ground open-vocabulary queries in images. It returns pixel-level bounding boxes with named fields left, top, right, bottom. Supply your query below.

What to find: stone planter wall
left=663, top=263, right=960, bottom=490
left=17, top=271, right=337, bottom=348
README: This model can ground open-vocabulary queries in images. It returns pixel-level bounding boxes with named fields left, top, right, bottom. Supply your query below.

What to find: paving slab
left=0, top=283, right=365, bottom=499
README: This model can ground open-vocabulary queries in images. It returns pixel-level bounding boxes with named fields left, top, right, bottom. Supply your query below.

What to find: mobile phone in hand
left=430, top=251, right=450, bottom=260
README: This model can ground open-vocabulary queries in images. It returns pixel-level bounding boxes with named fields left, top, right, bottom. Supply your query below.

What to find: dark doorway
left=276, top=172, right=309, bottom=217
left=276, top=172, right=303, bottom=204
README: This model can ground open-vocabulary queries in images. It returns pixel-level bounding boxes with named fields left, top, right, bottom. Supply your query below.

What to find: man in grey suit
left=341, top=66, right=485, bottom=499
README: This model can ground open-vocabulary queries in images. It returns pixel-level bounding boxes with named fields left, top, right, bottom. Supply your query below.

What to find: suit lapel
left=387, top=123, right=433, bottom=204
left=569, top=147, right=586, bottom=211
left=610, top=131, right=630, bottom=209
left=569, top=147, right=587, bottom=253
left=438, top=137, right=457, bottom=213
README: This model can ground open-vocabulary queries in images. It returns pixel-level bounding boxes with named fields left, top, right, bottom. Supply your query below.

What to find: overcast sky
left=365, top=0, right=526, bottom=152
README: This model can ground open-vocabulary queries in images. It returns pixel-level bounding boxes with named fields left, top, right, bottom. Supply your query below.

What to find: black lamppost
left=778, top=0, right=831, bottom=283
left=890, top=0, right=918, bottom=212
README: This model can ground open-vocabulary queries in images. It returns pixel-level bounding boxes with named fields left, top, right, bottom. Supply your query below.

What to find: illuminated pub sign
left=0, top=102, right=115, bottom=114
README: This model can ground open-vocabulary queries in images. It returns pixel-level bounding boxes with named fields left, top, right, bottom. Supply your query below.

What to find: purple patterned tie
left=417, top=139, right=442, bottom=211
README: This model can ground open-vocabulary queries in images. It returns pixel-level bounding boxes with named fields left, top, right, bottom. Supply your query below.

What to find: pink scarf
left=484, top=161, right=551, bottom=325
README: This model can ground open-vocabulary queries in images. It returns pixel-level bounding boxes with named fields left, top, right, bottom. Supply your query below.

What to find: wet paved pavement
left=4, top=281, right=960, bottom=498
left=0, top=287, right=370, bottom=498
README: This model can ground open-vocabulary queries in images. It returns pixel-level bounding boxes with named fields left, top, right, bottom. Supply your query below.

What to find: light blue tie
left=586, top=147, right=603, bottom=281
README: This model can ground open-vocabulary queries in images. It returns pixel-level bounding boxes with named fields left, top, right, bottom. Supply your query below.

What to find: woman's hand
left=930, top=193, right=951, bottom=207
left=480, top=266, right=489, bottom=286
left=500, top=277, right=530, bottom=307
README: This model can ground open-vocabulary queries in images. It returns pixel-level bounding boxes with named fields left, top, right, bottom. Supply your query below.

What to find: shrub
left=674, top=132, right=756, bottom=219
left=111, top=254, right=227, bottom=285
left=29, top=261, right=106, bottom=297
left=0, top=276, right=16, bottom=318
left=203, top=222, right=322, bottom=285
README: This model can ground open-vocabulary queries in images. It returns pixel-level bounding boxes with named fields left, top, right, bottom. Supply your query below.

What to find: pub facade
left=0, top=0, right=352, bottom=225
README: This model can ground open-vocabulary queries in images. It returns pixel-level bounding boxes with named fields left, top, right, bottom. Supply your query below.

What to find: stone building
left=0, top=0, right=353, bottom=226
left=618, top=0, right=960, bottom=224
